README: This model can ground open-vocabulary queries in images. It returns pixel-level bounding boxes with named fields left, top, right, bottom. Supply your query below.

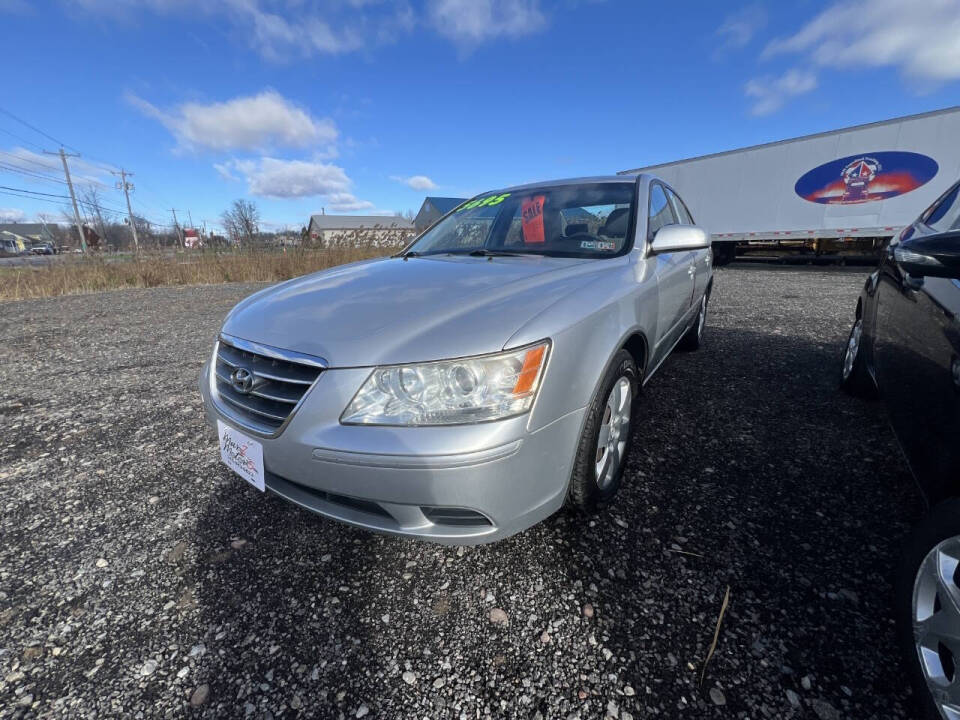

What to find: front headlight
left=341, top=341, right=550, bottom=426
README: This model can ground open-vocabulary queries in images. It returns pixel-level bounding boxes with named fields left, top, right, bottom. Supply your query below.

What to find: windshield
left=406, top=182, right=637, bottom=258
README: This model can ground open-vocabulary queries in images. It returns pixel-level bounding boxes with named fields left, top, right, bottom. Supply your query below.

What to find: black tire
left=567, top=349, right=639, bottom=511
left=678, top=292, right=708, bottom=351
left=839, top=316, right=877, bottom=398
left=894, top=499, right=960, bottom=720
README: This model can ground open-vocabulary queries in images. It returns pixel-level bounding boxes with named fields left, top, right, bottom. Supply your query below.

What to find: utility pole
left=44, top=147, right=86, bottom=252
left=111, top=168, right=139, bottom=252
left=171, top=208, right=184, bottom=247
left=187, top=210, right=194, bottom=230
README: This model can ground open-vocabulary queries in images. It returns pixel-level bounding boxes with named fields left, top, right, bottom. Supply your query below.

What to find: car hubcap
left=697, top=295, right=707, bottom=338
left=842, top=319, right=862, bottom=381
left=595, top=377, right=632, bottom=490
left=913, top=535, right=960, bottom=719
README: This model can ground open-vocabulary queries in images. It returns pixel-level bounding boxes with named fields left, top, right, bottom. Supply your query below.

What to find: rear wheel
left=839, top=316, right=876, bottom=398
left=567, top=350, right=638, bottom=511
left=895, top=500, right=960, bottom=720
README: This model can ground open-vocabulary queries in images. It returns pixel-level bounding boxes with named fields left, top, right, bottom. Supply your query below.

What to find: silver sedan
left=199, top=175, right=713, bottom=543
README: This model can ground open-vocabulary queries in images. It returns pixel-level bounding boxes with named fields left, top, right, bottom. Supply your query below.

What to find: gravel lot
left=0, top=266, right=924, bottom=719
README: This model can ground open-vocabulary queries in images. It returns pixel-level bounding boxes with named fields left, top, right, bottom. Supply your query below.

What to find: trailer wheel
left=711, top=243, right=736, bottom=266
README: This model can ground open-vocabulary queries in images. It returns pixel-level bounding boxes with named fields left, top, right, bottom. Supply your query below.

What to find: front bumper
left=199, top=361, right=583, bottom=544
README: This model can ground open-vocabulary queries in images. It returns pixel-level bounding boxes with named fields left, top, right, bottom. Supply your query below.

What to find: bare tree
left=221, top=199, right=260, bottom=247
left=79, top=186, right=116, bottom=248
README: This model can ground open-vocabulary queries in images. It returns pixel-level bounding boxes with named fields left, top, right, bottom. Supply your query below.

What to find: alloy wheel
left=697, top=295, right=707, bottom=338
left=912, top=535, right=960, bottom=720
left=843, top=318, right=863, bottom=381
left=595, top=376, right=632, bottom=490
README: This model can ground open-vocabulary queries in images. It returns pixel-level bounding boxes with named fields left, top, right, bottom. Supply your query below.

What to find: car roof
left=494, top=175, right=649, bottom=194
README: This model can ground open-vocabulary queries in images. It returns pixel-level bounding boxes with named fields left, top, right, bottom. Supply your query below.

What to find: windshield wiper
left=465, top=249, right=522, bottom=257
left=398, top=250, right=420, bottom=260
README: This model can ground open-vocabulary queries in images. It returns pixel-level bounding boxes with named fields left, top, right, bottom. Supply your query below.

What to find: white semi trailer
left=620, top=106, right=960, bottom=264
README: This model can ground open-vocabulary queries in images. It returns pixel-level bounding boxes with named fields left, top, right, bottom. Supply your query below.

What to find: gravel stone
left=0, top=270, right=921, bottom=718
left=709, top=687, right=726, bottom=705
left=402, top=671, right=417, bottom=685
left=190, top=684, right=210, bottom=707
left=812, top=699, right=841, bottom=719
left=488, top=608, right=509, bottom=625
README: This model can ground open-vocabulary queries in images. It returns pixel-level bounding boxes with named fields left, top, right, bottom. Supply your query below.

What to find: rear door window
left=648, top=184, right=677, bottom=239
left=667, top=189, right=694, bottom=225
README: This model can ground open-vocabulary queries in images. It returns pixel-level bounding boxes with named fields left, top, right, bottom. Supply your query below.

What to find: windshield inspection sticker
left=521, top=195, right=546, bottom=243
left=580, top=240, right=616, bottom=251
left=456, top=193, right=511, bottom=212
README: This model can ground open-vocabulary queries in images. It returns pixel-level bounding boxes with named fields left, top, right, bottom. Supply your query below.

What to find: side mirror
left=894, top=232, right=960, bottom=279
left=649, top=225, right=709, bottom=255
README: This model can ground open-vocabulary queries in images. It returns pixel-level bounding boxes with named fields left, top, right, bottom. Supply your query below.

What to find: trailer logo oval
left=795, top=151, right=938, bottom=205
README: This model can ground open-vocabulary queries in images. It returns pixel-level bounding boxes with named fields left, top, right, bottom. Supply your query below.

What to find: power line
left=0, top=184, right=73, bottom=200
left=0, top=187, right=175, bottom=229
left=0, top=149, right=60, bottom=172
left=0, top=182, right=133, bottom=218
left=0, top=106, right=79, bottom=154
left=0, top=126, right=44, bottom=152
left=0, top=189, right=67, bottom=205
left=0, top=162, right=68, bottom=185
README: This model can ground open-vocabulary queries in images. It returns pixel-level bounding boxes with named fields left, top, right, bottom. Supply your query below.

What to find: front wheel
left=839, top=316, right=876, bottom=398
left=678, top=292, right=708, bottom=351
left=567, top=350, right=639, bottom=511
left=895, top=499, right=960, bottom=720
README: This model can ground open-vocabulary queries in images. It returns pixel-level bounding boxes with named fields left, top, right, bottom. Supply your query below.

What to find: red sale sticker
left=521, top=195, right=546, bottom=244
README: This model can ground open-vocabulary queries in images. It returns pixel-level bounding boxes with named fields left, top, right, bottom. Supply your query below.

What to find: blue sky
left=1, top=0, right=959, bottom=233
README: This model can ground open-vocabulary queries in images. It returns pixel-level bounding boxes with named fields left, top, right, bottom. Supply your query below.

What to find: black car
left=840, top=178, right=960, bottom=720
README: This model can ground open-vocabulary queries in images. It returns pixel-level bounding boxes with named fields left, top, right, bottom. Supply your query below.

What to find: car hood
left=222, top=254, right=620, bottom=367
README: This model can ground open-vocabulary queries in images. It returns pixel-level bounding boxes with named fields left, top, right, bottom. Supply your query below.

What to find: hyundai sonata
left=200, top=175, right=713, bottom=543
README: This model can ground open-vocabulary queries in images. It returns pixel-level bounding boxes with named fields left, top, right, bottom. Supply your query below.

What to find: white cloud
left=716, top=4, right=767, bottom=52
left=325, top=193, right=376, bottom=212
left=219, top=157, right=373, bottom=210
left=744, top=69, right=817, bottom=116
left=128, top=90, right=337, bottom=153
left=763, top=0, right=960, bottom=83
left=223, top=0, right=364, bottom=61
left=0, top=208, right=26, bottom=222
left=428, top=0, right=546, bottom=44
left=391, top=174, right=438, bottom=190
left=72, top=0, right=552, bottom=56
left=70, top=0, right=409, bottom=61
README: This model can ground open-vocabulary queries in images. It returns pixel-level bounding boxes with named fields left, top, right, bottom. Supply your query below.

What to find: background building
left=307, top=214, right=415, bottom=247
left=414, top=197, right=466, bottom=232
left=0, top=223, right=55, bottom=244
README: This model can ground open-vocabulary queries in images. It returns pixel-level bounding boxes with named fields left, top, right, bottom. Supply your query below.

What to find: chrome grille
left=213, top=334, right=325, bottom=434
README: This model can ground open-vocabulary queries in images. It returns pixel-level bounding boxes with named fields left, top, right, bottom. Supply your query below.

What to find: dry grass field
left=0, top=246, right=388, bottom=300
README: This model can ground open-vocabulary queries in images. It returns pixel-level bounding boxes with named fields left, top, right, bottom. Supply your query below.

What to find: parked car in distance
left=200, top=175, right=713, bottom=543
left=840, top=177, right=960, bottom=720
left=31, top=242, right=56, bottom=255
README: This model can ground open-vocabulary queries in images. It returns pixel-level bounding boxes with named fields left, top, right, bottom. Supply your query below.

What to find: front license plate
left=217, top=420, right=265, bottom=492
